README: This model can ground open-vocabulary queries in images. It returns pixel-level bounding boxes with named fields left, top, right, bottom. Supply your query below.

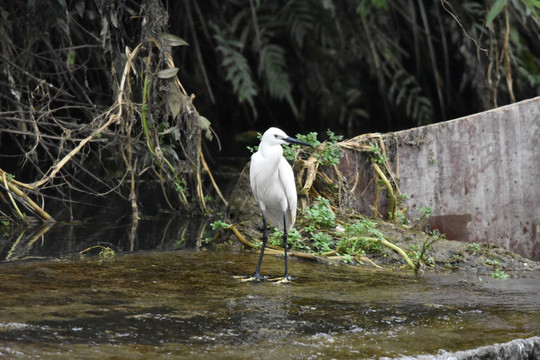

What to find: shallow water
left=0, top=248, right=539, bottom=359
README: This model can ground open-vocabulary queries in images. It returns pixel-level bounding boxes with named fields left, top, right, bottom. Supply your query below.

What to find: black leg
left=253, top=210, right=268, bottom=280
left=282, top=212, right=291, bottom=281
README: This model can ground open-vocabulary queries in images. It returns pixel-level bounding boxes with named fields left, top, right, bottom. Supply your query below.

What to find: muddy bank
left=225, top=165, right=540, bottom=274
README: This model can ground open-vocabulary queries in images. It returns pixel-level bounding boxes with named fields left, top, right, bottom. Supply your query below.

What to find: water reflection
left=0, top=214, right=209, bottom=261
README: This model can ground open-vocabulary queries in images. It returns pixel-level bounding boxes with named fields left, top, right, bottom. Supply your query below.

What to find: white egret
left=248, top=127, right=312, bottom=282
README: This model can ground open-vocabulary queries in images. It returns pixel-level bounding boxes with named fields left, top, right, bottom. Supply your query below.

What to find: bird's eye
left=274, top=134, right=279, bottom=138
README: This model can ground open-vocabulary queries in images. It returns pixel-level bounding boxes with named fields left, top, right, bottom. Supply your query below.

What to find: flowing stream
left=1, top=233, right=539, bottom=359
left=1, top=216, right=539, bottom=359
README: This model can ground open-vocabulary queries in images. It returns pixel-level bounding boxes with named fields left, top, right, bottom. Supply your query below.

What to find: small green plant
left=246, top=132, right=263, bottom=153
left=395, top=209, right=410, bottom=226
left=312, top=232, right=333, bottom=252
left=203, top=219, right=231, bottom=244
left=367, top=144, right=388, bottom=164
left=284, top=132, right=320, bottom=160
left=174, top=178, right=188, bottom=195
left=341, top=253, right=353, bottom=264
left=269, top=227, right=302, bottom=248
left=210, top=220, right=229, bottom=231
left=395, top=193, right=411, bottom=226
left=304, top=196, right=335, bottom=230
left=1, top=220, right=10, bottom=236
left=203, top=195, right=213, bottom=203
left=287, top=228, right=302, bottom=248
left=398, top=193, right=410, bottom=202
left=295, top=132, right=321, bottom=146
left=337, top=217, right=383, bottom=255
left=202, top=195, right=216, bottom=216
left=408, top=244, right=420, bottom=261
left=416, top=205, right=433, bottom=220
left=201, top=220, right=230, bottom=244
left=491, top=270, right=510, bottom=279
left=269, top=228, right=284, bottom=246
left=299, top=196, right=339, bottom=254
left=468, top=243, right=482, bottom=252
left=485, top=258, right=501, bottom=266
left=412, top=228, right=445, bottom=269
left=315, top=130, right=344, bottom=166
left=99, top=247, right=115, bottom=262
left=412, top=204, right=433, bottom=228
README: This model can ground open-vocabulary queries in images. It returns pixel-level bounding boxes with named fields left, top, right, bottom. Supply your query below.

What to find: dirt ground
left=225, top=166, right=539, bottom=275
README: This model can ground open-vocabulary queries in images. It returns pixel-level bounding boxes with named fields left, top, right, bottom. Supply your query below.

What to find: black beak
left=284, top=136, right=313, bottom=147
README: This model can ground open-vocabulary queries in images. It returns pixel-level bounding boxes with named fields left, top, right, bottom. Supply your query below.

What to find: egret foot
left=234, top=274, right=267, bottom=282
left=274, top=278, right=292, bottom=285
left=270, top=275, right=293, bottom=284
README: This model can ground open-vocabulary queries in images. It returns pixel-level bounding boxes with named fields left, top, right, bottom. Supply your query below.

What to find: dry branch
left=0, top=1, right=226, bottom=224
left=0, top=169, right=54, bottom=222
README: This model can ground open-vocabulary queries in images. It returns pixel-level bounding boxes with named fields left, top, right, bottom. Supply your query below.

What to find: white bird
left=249, top=127, right=312, bottom=282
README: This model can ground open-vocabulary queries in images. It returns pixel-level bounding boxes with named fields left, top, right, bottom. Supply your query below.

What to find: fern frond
left=280, top=0, right=316, bottom=48
left=259, top=43, right=298, bottom=116
left=389, top=69, right=433, bottom=126
left=211, top=23, right=258, bottom=116
left=278, top=0, right=336, bottom=49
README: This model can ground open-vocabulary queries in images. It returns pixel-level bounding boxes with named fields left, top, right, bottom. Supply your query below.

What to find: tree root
left=224, top=224, right=414, bottom=271
left=294, top=133, right=403, bottom=223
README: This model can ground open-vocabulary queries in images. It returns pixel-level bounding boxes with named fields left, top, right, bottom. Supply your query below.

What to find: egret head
left=261, top=127, right=313, bottom=148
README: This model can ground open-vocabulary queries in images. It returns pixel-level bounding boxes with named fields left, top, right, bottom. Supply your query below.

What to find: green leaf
left=524, top=0, right=540, bottom=8
left=486, top=0, right=507, bottom=26
left=522, top=0, right=540, bottom=18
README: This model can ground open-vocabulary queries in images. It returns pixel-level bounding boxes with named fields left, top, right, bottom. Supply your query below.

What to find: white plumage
left=250, top=128, right=297, bottom=233
left=248, top=127, right=312, bottom=281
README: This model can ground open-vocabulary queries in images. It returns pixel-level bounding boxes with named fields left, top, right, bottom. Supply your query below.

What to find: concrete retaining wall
left=340, top=97, right=539, bottom=260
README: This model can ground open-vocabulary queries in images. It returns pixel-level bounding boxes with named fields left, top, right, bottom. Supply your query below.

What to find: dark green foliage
left=282, top=130, right=343, bottom=165
left=259, top=44, right=298, bottom=116
left=2, top=0, right=540, bottom=219
left=316, top=130, right=344, bottom=166
left=170, top=0, right=540, bottom=140
left=211, top=23, right=259, bottom=116
left=389, top=70, right=434, bottom=127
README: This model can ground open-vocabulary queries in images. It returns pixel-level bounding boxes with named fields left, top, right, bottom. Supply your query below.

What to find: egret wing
left=277, top=157, right=297, bottom=232
left=249, top=152, right=264, bottom=209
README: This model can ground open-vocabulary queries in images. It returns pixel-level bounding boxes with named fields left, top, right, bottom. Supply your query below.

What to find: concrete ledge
left=339, top=97, right=540, bottom=260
